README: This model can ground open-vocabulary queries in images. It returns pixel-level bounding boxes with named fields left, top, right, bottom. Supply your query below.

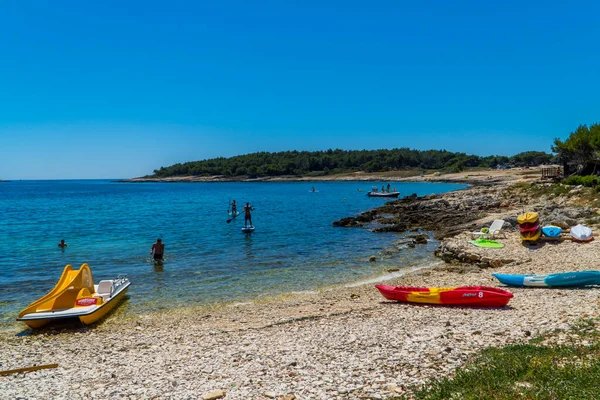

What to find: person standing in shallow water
left=243, top=202, right=254, bottom=227
left=58, top=239, right=67, bottom=249
left=150, top=238, right=164, bottom=261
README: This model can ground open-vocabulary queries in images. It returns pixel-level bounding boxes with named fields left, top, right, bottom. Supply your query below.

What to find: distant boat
left=367, top=191, right=400, bottom=198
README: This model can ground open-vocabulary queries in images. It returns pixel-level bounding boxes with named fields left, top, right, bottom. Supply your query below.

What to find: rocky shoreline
left=3, top=173, right=600, bottom=399
left=120, top=167, right=530, bottom=185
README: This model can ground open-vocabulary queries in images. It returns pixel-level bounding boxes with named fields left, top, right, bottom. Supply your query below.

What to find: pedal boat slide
left=17, top=263, right=130, bottom=329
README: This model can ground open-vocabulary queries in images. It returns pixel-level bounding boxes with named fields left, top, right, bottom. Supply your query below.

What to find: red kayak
left=518, top=221, right=540, bottom=233
left=375, top=285, right=513, bottom=307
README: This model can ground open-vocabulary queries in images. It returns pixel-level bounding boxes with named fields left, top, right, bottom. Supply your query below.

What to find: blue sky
left=1, top=1, right=599, bottom=179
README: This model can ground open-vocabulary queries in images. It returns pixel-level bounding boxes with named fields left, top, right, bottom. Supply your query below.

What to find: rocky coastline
left=3, top=173, right=600, bottom=399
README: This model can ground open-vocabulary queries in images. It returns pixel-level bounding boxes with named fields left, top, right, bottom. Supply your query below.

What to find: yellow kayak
left=517, top=212, right=539, bottom=225
left=521, top=227, right=542, bottom=241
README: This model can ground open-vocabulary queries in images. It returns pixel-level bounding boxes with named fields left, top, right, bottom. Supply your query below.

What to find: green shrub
left=562, top=175, right=599, bottom=187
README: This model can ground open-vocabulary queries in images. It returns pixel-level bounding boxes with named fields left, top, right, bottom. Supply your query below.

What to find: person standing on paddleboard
left=243, top=202, right=254, bottom=228
left=231, top=200, right=237, bottom=215
left=150, top=238, right=165, bottom=261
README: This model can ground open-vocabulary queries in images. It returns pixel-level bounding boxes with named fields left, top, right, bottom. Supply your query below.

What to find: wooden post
left=0, top=363, right=58, bottom=376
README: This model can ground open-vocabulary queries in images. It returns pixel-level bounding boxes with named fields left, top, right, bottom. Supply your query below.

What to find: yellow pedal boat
left=17, top=263, right=130, bottom=329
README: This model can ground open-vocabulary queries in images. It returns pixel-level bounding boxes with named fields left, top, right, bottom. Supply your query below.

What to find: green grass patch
left=395, top=319, right=600, bottom=400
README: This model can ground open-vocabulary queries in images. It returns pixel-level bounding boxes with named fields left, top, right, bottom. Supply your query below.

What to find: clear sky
left=1, top=1, right=599, bottom=179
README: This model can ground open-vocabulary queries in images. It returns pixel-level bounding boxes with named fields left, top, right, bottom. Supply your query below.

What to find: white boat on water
left=367, top=191, right=400, bottom=198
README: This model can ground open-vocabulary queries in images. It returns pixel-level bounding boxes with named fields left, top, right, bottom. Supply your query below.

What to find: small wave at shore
left=345, top=260, right=445, bottom=287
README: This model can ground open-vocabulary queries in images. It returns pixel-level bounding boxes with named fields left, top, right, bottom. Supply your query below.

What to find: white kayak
left=571, top=224, right=593, bottom=242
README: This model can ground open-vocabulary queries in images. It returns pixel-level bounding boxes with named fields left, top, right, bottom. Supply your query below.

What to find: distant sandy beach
left=4, top=168, right=599, bottom=399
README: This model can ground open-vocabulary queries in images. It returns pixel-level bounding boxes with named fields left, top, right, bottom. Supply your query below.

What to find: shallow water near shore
left=0, top=180, right=466, bottom=330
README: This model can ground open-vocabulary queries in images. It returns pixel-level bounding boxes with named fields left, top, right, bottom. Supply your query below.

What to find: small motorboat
left=375, top=285, right=513, bottom=307
left=367, top=191, right=400, bottom=198
left=17, top=264, right=130, bottom=329
left=493, top=271, right=600, bottom=287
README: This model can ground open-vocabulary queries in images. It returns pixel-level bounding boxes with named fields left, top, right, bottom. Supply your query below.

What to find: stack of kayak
left=518, top=212, right=541, bottom=241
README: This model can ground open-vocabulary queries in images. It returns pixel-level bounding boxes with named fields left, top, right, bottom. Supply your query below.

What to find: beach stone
left=202, top=390, right=226, bottom=400
left=282, top=395, right=296, bottom=400
left=369, top=256, right=376, bottom=262
left=263, top=391, right=277, bottom=398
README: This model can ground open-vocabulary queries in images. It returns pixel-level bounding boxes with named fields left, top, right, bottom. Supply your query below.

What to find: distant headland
left=123, top=148, right=553, bottom=182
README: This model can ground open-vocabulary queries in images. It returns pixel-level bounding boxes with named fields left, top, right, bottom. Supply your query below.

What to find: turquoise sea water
left=0, top=180, right=467, bottom=327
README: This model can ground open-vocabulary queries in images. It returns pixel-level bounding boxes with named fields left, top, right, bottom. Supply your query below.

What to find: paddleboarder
left=231, top=200, right=237, bottom=215
left=150, top=238, right=165, bottom=262
left=243, top=202, right=254, bottom=228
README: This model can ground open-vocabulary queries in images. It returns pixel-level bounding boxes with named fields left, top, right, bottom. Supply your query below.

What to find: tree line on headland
left=151, top=148, right=553, bottom=178
left=150, top=124, right=600, bottom=179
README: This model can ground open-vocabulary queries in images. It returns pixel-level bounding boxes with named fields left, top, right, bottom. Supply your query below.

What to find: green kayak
left=468, top=239, right=504, bottom=248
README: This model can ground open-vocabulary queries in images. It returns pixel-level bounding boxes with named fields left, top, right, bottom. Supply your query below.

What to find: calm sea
left=0, top=180, right=467, bottom=328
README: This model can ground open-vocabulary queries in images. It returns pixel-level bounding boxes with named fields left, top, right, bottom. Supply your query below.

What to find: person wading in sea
left=243, top=202, right=254, bottom=228
left=58, top=239, right=67, bottom=249
left=150, top=238, right=165, bottom=262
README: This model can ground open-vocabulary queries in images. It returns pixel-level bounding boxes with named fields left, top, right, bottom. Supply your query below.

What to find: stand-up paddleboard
left=228, top=211, right=240, bottom=217
left=242, top=226, right=255, bottom=233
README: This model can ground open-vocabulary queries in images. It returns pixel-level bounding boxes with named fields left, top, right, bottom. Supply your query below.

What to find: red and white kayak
left=375, top=285, right=513, bottom=307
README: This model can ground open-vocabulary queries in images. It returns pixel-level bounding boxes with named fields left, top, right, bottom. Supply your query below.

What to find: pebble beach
left=3, top=170, right=600, bottom=400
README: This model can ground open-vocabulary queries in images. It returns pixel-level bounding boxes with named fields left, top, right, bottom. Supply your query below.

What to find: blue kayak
left=493, top=271, right=600, bottom=287
left=541, top=225, right=562, bottom=238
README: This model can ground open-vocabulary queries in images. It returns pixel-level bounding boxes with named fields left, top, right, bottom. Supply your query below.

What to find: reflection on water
left=152, top=261, right=164, bottom=273
left=244, top=234, right=254, bottom=260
